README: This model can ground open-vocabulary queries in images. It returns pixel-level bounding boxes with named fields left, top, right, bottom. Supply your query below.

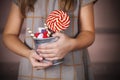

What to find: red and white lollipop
left=46, top=10, right=70, bottom=32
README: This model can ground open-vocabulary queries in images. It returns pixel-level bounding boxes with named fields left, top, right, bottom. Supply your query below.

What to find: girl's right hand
left=28, top=50, right=53, bottom=70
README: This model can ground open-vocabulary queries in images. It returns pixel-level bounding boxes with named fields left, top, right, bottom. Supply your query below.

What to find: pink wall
left=88, top=0, right=120, bottom=63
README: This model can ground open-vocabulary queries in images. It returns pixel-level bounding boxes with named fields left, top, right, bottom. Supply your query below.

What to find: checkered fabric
left=13, top=0, right=96, bottom=80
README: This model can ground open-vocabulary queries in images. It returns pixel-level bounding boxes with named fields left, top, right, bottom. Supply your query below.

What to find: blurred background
left=0, top=0, right=120, bottom=80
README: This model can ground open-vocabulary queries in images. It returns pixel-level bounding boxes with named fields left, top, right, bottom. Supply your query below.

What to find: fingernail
left=40, top=57, right=43, bottom=60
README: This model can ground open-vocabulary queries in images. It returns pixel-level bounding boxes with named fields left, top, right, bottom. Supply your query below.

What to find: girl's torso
left=13, top=0, right=96, bottom=80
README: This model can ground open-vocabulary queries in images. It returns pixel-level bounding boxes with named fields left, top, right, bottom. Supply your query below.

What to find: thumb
left=52, top=32, right=63, bottom=38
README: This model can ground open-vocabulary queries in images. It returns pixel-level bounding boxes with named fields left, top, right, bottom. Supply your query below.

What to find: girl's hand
left=37, top=32, right=75, bottom=61
left=28, top=50, right=52, bottom=70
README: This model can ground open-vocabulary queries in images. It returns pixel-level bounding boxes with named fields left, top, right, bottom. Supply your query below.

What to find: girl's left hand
left=37, top=32, right=74, bottom=61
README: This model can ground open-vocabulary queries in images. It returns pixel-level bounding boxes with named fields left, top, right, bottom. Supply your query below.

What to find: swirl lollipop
left=46, top=10, right=70, bottom=32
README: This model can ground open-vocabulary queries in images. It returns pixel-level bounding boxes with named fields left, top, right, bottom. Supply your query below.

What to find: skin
left=2, top=2, right=95, bottom=70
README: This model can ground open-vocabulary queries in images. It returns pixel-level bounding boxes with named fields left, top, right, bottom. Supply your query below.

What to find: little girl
left=3, top=0, right=96, bottom=80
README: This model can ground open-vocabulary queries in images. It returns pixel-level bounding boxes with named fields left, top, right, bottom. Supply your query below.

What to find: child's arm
left=2, top=2, right=52, bottom=69
left=2, top=3, right=30, bottom=58
left=73, top=3, right=95, bottom=50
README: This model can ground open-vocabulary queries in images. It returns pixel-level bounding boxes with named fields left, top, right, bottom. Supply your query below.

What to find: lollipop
left=46, top=10, right=70, bottom=32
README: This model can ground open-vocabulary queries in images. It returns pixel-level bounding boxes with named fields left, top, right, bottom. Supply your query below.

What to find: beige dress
left=13, top=0, right=96, bottom=80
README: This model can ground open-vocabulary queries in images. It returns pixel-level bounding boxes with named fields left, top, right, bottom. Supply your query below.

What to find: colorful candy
left=27, top=28, right=48, bottom=39
left=46, top=10, right=70, bottom=32
left=27, top=10, right=70, bottom=39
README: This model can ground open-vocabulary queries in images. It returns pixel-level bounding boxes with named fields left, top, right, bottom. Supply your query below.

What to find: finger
left=52, top=32, right=63, bottom=37
left=32, top=52, right=43, bottom=61
left=37, top=49, right=54, bottom=54
left=37, top=42, right=57, bottom=49
left=40, top=53, right=56, bottom=58
left=46, top=57, right=60, bottom=61
left=33, top=61, right=52, bottom=68
left=33, top=67, right=43, bottom=70
left=34, top=65, right=50, bottom=70
left=33, top=65, right=48, bottom=70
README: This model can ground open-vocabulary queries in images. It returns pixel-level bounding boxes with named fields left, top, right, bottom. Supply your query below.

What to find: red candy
left=34, top=32, right=40, bottom=38
left=43, top=30, right=48, bottom=38
left=46, top=10, right=70, bottom=32
left=34, top=29, right=48, bottom=39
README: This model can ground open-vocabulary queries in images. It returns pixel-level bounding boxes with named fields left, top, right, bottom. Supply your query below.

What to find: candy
left=27, top=28, right=36, bottom=39
left=37, top=33, right=43, bottom=39
left=34, top=32, right=40, bottom=38
left=27, top=28, right=49, bottom=39
left=46, top=10, right=70, bottom=32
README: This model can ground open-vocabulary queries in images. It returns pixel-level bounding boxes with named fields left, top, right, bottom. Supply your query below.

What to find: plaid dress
left=13, top=0, right=96, bottom=80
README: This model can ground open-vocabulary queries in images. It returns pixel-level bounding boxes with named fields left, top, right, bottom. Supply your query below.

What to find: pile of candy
left=27, top=10, right=70, bottom=39
left=34, top=27, right=48, bottom=39
left=27, top=26, right=50, bottom=39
